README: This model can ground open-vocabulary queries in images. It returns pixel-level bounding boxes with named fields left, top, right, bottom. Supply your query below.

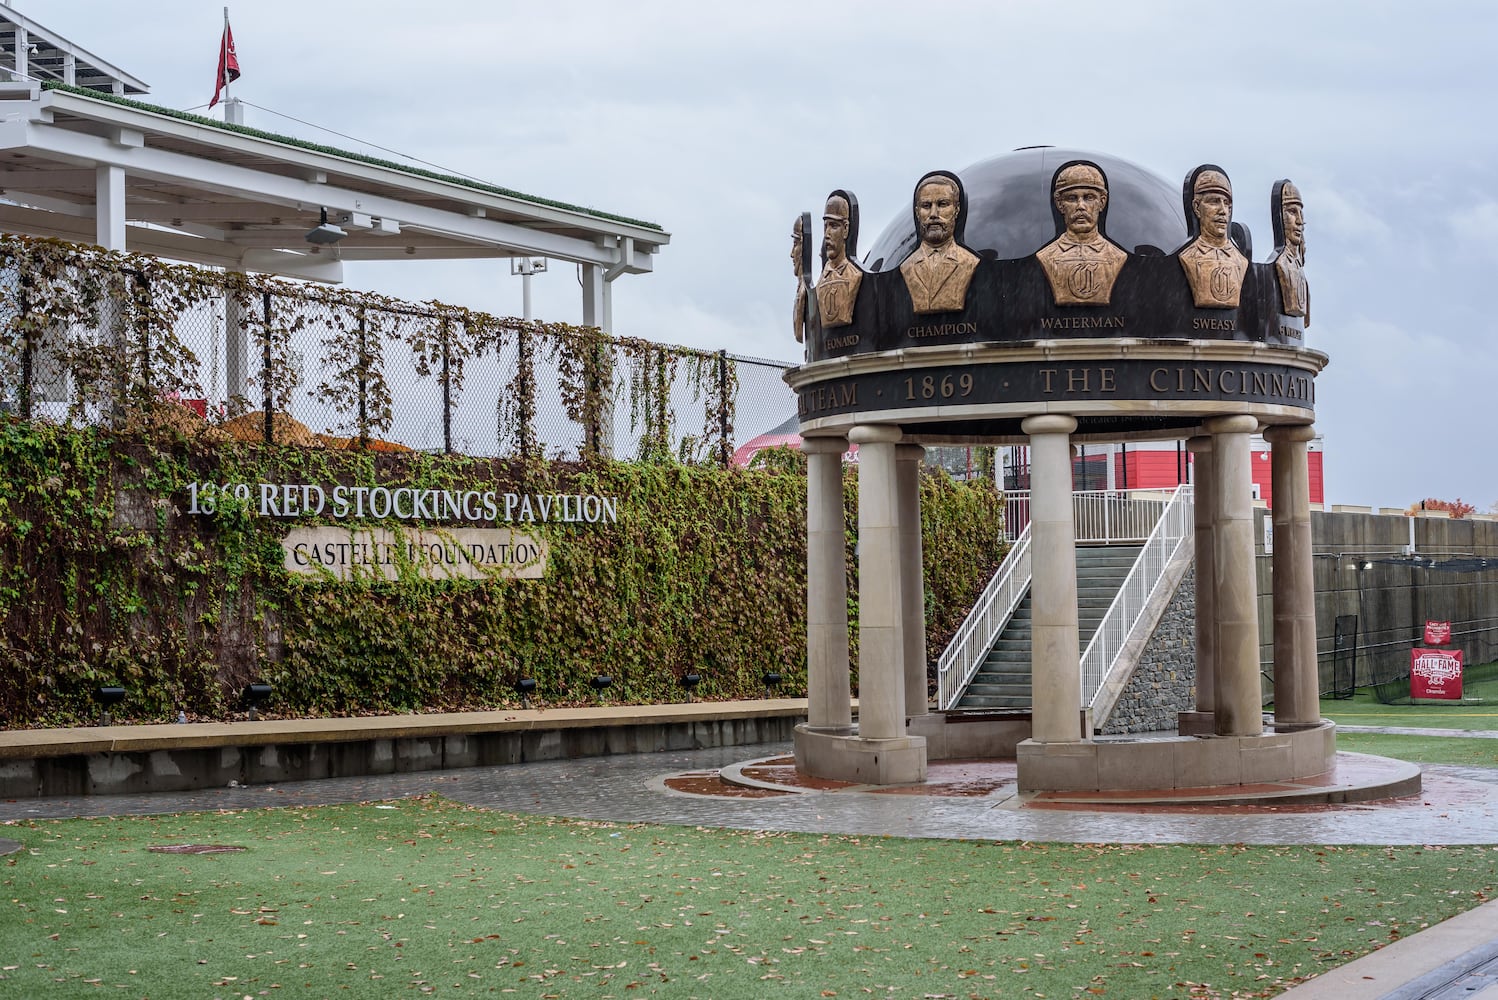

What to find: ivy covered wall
left=0, top=422, right=1004, bottom=727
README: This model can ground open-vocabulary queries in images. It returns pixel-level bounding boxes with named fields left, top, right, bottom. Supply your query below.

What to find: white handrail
left=936, top=522, right=1032, bottom=710
left=1080, top=484, right=1195, bottom=712
left=1006, top=489, right=1177, bottom=544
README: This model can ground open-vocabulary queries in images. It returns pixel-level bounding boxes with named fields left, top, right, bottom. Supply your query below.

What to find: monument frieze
left=793, top=150, right=1313, bottom=364
left=795, top=357, right=1317, bottom=421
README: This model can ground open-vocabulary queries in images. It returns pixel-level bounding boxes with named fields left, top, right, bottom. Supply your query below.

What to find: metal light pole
left=510, top=257, right=548, bottom=321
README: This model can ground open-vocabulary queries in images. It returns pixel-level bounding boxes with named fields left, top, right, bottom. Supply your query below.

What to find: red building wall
left=1110, top=447, right=1324, bottom=506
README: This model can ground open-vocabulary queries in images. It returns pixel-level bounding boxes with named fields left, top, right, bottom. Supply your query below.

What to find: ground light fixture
left=590, top=674, right=614, bottom=697
left=94, top=685, right=126, bottom=726
left=513, top=676, right=538, bottom=709
left=680, top=672, right=702, bottom=701
left=241, top=683, right=274, bottom=721
left=762, top=672, right=783, bottom=698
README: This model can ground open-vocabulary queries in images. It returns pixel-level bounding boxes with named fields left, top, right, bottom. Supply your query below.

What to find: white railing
left=941, top=488, right=1186, bottom=712
left=937, top=522, right=1032, bottom=710
left=1080, top=484, right=1195, bottom=712
left=1006, top=489, right=1178, bottom=544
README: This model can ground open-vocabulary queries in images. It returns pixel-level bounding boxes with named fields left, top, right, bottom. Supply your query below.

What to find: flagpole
left=222, top=8, right=230, bottom=108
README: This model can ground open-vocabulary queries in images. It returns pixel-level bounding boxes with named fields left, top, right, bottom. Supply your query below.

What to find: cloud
left=23, top=0, right=1498, bottom=507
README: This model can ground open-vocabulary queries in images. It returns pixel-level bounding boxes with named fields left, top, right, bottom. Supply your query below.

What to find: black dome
left=862, top=147, right=1188, bottom=271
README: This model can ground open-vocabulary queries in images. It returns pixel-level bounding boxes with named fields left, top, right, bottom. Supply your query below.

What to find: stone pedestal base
left=906, top=712, right=1028, bottom=759
left=1177, top=710, right=1215, bottom=736
left=1017, top=721, right=1336, bottom=793
left=794, top=725, right=927, bottom=784
left=905, top=710, right=1093, bottom=760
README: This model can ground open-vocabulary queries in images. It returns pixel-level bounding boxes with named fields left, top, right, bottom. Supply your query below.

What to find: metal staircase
left=955, top=545, right=1143, bottom=710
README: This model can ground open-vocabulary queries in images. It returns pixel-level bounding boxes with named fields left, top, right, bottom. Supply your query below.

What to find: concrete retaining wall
left=0, top=705, right=805, bottom=800
left=1256, top=509, right=1498, bottom=694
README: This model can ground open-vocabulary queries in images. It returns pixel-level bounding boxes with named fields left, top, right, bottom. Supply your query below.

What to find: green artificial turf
left=2, top=798, right=1496, bottom=999
left=1319, top=671, right=1498, bottom=731
left=1333, top=732, right=1498, bottom=767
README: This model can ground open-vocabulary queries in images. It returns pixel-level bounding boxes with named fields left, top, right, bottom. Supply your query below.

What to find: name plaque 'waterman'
left=283, top=526, right=547, bottom=582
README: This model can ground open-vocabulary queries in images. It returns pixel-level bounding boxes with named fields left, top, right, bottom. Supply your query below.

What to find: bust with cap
left=1272, top=179, right=1309, bottom=323
left=1035, top=161, right=1128, bottom=306
left=816, top=191, right=863, bottom=328
left=1178, top=166, right=1249, bottom=309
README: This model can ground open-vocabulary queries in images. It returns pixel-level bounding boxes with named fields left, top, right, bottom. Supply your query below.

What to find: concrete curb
left=1275, top=897, right=1498, bottom=999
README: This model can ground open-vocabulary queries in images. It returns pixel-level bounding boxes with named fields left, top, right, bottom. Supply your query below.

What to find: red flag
left=209, top=22, right=241, bottom=109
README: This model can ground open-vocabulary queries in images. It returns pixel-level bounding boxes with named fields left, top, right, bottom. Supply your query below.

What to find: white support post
left=579, top=263, right=613, bottom=457
left=95, top=163, right=126, bottom=251
left=580, top=263, right=604, bottom=329
left=224, top=272, right=250, bottom=413
left=95, top=163, right=127, bottom=422
left=13, top=27, right=27, bottom=81
left=63, top=53, right=77, bottom=86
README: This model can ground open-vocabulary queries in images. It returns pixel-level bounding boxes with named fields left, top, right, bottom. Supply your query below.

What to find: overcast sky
left=29, top=1, right=1498, bottom=509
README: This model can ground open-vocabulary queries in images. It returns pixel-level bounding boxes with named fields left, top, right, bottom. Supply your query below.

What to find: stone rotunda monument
left=786, top=147, right=1338, bottom=794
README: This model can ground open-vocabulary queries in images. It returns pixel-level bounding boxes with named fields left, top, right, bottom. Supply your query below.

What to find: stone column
left=1022, top=415, right=1082, bottom=743
left=1186, top=435, right=1216, bottom=728
left=848, top=425, right=905, bottom=740
left=1265, top=424, right=1320, bottom=728
left=896, top=443, right=928, bottom=719
left=804, top=435, right=852, bottom=734
left=1205, top=415, right=1263, bottom=737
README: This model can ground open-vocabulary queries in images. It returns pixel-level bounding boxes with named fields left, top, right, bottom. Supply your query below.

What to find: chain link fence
left=0, top=236, right=798, bottom=464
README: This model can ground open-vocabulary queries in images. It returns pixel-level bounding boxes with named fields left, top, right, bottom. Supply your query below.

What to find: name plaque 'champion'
left=283, top=526, right=548, bottom=582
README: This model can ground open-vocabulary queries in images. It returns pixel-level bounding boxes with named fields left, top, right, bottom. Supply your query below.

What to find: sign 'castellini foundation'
left=787, top=147, right=1335, bottom=795
left=185, top=480, right=620, bottom=582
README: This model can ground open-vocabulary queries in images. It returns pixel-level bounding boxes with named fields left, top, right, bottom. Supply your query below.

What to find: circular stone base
left=1016, top=721, right=1339, bottom=793
left=709, top=749, right=1420, bottom=810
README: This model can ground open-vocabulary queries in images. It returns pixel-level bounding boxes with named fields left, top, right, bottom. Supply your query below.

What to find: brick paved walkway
left=2, top=735, right=1494, bottom=846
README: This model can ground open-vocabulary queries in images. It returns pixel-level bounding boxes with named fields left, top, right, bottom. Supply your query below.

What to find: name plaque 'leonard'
left=283, top=526, right=547, bottom=582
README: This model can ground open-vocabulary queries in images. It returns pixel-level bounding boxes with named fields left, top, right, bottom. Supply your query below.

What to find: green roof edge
left=40, top=81, right=665, bottom=234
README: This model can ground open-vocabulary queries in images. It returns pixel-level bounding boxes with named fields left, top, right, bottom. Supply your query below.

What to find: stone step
left=953, top=540, right=1148, bottom=711
left=957, top=694, right=1030, bottom=709
left=970, top=667, right=1030, bottom=682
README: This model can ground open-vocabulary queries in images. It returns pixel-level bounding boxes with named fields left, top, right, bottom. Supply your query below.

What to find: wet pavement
left=1, top=732, right=1495, bottom=846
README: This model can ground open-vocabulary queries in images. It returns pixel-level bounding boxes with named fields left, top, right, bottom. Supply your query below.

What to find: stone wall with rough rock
left=1099, top=568, right=1197, bottom=735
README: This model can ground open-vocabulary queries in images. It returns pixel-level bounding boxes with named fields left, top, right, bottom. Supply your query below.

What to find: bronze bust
left=1273, top=179, right=1308, bottom=323
left=815, top=192, right=862, bottom=328
left=900, top=172, right=979, bottom=314
left=1036, top=161, right=1127, bottom=306
left=1178, top=166, right=1248, bottom=309
left=791, top=214, right=808, bottom=342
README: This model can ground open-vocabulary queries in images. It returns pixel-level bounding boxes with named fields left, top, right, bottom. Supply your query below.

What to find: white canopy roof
left=0, top=81, right=668, bottom=285
left=0, top=4, right=148, bottom=95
